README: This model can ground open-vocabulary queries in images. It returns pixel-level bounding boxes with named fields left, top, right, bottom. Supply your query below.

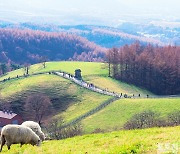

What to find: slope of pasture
left=85, top=75, right=152, bottom=96
left=0, top=62, right=106, bottom=79
left=0, top=74, right=110, bottom=122
left=1, top=126, right=180, bottom=154
left=0, top=61, right=153, bottom=96
left=82, top=98, right=180, bottom=133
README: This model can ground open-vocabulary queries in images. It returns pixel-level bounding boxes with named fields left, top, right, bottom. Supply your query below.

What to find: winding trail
left=1, top=71, right=122, bottom=128
left=53, top=72, right=121, bottom=97
left=1, top=70, right=180, bottom=128
left=1, top=70, right=180, bottom=98
left=53, top=71, right=179, bottom=127
left=53, top=72, right=180, bottom=98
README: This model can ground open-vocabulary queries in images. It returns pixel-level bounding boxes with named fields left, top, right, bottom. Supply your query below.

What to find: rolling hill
left=0, top=61, right=155, bottom=127
left=82, top=98, right=180, bottom=133
left=0, top=61, right=180, bottom=154
left=0, top=62, right=179, bottom=134
left=0, top=73, right=110, bottom=121
left=0, top=61, right=153, bottom=97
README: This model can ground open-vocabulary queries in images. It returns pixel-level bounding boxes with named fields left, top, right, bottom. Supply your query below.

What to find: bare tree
left=24, top=63, right=30, bottom=75
left=40, top=56, right=48, bottom=68
left=0, top=95, right=12, bottom=111
left=45, top=117, right=82, bottom=140
left=24, top=94, right=53, bottom=125
left=107, top=49, right=112, bottom=77
left=45, top=117, right=64, bottom=139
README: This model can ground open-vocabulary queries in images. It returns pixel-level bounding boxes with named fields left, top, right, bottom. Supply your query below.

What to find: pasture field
left=0, top=61, right=153, bottom=96
left=0, top=62, right=179, bottom=133
left=0, top=62, right=179, bottom=154
left=0, top=74, right=110, bottom=123
left=82, top=98, right=180, bottom=133
left=1, top=126, right=179, bottom=154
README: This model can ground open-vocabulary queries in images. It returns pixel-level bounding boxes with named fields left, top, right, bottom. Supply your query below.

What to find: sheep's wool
left=22, top=121, right=45, bottom=141
left=0, top=124, right=41, bottom=151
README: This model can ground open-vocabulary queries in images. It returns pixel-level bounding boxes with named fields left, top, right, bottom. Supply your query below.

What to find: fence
left=60, top=97, right=120, bottom=128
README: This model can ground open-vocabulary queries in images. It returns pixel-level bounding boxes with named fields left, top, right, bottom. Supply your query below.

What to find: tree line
left=0, top=63, right=20, bottom=75
left=107, top=42, right=180, bottom=95
left=0, top=28, right=105, bottom=64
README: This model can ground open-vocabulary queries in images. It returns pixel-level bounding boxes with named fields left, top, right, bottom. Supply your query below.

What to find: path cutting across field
left=53, top=72, right=180, bottom=98
left=53, top=72, right=121, bottom=97
left=1, top=70, right=179, bottom=128
left=1, top=70, right=180, bottom=98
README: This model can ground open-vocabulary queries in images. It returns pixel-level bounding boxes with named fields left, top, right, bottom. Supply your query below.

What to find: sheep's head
left=39, top=132, right=45, bottom=141
left=31, top=134, right=41, bottom=146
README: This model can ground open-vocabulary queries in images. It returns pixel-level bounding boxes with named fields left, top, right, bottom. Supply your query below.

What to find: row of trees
left=0, top=56, right=47, bottom=76
left=107, top=42, right=180, bottom=95
left=0, top=63, right=20, bottom=75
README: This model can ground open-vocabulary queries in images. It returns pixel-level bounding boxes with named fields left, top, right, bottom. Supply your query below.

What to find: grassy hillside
left=1, top=126, right=180, bottom=154
left=1, top=74, right=179, bottom=133
left=1, top=62, right=179, bottom=125
left=0, top=62, right=179, bottom=132
left=0, top=61, right=153, bottom=96
left=0, top=62, right=106, bottom=79
left=0, top=73, right=110, bottom=122
left=0, top=61, right=179, bottom=154
left=82, top=98, right=180, bottom=133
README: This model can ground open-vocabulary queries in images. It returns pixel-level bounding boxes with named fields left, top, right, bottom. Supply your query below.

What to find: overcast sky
left=0, top=0, right=180, bottom=25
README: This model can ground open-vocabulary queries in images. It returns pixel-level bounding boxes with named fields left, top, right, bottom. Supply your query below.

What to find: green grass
left=0, top=62, right=107, bottom=79
left=1, top=126, right=180, bottom=154
left=82, top=98, right=180, bottom=133
left=85, top=75, right=152, bottom=97
left=0, top=62, right=179, bottom=131
left=0, top=74, right=68, bottom=98
left=0, top=61, right=179, bottom=153
left=59, top=92, right=111, bottom=122
left=0, top=73, right=110, bottom=123
left=0, top=61, right=153, bottom=96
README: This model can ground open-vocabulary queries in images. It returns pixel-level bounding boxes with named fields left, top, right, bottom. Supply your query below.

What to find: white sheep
left=21, top=121, right=45, bottom=141
left=0, top=124, right=41, bottom=151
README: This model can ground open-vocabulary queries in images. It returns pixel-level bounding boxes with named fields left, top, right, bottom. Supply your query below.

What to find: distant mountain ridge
left=0, top=28, right=106, bottom=64
left=1, top=21, right=180, bottom=48
left=1, top=21, right=180, bottom=64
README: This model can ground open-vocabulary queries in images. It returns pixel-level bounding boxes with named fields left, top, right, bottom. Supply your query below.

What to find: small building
left=0, top=110, right=23, bottom=130
left=75, top=69, right=82, bottom=80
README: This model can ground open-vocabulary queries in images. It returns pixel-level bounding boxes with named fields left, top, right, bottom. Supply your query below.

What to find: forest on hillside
left=0, top=63, right=21, bottom=75
left=0, top=28, right=106, bottom=64
left=107, top=43, right=180, bottom=95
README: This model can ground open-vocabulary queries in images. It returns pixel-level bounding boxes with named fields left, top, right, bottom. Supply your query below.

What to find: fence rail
left=60, top=97, right=120, bottom=128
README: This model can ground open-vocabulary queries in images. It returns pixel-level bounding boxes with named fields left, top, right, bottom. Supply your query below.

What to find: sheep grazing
left=21, top=121, right=45, bottom=141
left=0, top=124, right=41, bottom=151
